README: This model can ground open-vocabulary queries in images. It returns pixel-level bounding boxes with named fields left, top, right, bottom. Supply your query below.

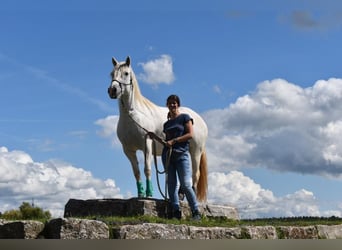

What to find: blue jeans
left=164, top=150, right=199, bottom=213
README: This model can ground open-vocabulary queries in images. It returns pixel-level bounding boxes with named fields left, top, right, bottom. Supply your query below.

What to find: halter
left=112, top=78, right=133, bottom=89
left=112, top=77, right=133, bottom=94
left=111, top=76, right=134, bottom=111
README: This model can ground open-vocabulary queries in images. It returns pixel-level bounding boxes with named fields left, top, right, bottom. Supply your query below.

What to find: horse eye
left=124, top=72, right=129, bottom=76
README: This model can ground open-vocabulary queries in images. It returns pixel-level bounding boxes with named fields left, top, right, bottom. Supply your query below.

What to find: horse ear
left=126, top=56, right=131, bottom=67
left=112, top=57, right=118, bottom=66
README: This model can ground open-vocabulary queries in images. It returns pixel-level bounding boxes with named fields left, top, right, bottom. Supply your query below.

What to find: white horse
left=107, top=56, right=208, bottom=202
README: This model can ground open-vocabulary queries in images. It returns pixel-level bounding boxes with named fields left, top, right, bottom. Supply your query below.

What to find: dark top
left=163, top=113, right=193, bottom=153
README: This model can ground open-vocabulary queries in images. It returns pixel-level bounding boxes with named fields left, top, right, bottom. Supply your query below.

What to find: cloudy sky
left=1, top=0, right=342, bottom=218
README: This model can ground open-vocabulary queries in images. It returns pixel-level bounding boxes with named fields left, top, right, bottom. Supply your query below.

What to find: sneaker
left=192, top=210, right=201, bottom=221
left=172, top=209, right=182, bottom=220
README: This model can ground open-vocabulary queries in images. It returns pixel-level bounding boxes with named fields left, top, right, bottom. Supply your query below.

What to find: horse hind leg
left=123, top=148, right=145, bottom=197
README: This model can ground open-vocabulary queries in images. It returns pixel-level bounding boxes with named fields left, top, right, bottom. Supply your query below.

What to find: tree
left=1, top=202, right=51, bottom=220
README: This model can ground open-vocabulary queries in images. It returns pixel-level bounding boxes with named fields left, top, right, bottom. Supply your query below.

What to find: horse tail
left=196, top=149, right=208, bottom=202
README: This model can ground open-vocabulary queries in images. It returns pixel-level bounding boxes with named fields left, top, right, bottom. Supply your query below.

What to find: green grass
left=2, top=211, right=341, bottom=228
left=86, top=215, right=342, bottom=239
left=90, top=215, right=342, bottom=228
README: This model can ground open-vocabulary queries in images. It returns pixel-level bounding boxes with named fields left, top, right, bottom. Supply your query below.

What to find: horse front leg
left=144, top=138, right=153, bottom=197
left=123, top=147, right=145, bottom=198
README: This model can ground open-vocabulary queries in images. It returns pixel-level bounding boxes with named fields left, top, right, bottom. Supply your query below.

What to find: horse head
left=108, top=56, right=132, bottom=99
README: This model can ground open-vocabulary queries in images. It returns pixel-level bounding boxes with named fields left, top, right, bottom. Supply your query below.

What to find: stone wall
left=1, top=199, right=342, bottom=239
left=2, top=218, right=342, bottom=239
left=112, top=223, right=342, bottom=239
left=0, top=218, right=109, bottom=239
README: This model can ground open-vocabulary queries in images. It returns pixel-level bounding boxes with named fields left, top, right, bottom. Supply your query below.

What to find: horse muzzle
left=108, top=87, right=117, bottom=99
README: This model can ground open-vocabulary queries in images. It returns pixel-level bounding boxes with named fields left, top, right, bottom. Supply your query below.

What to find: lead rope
left=145, top=133, right=172, bottom=218
left=121, top=90, right=171, bottom=216
left=116, top=76, right=171, bottom=216
left=160, top=144, right=172, bottom=219
left=125, top=109, right=170, bottom=200
left=144, top=133, right=171, bottom=200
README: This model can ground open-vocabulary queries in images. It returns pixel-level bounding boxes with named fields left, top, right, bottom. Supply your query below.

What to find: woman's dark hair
left=166, top=94, right=181, bottom=106
left=166, top=94, right=181, bottom=120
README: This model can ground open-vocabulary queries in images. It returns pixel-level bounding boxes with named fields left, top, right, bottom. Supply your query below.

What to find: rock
left=241, top=226, right=278, bottom=239
left=0, top=220, right=45, bottom=239
left=113, top=223, right=190, bottom=239
left=126, top=198, right=169, bottom=217
left=203, top=204, right=239, bottom=220
left=64, top=198, right=171, bottom=218
left=44, top=218, right=109, bottom=239
left=113, top=223, right=243, bottom=239
left=64, top=198, right=127, bottom=217
left=64, top=198, right=240, bottom=220
left=317, top=224, right=342, bottom=239
left=113, top=224, right=276, bottom=239
left=278, top=226, right=318, bottom=239
left=188, top=226, right=242, bottom=239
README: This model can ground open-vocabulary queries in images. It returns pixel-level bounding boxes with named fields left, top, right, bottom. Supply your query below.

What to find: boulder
left=241, top=226, right=278, bottom=239
left=113, top=223, right=190, bottom=239
left=188, top=225, right=242, bottom=239
left=64, top=198, right=239, bottom=220
left=44, top=218, right=109, bottom=239
left=64, top=198, right=127, bottom=217
left=278, top=226, right=318, bottom=239
left=317, top=224, right=342, bottom=239
left=203, top=203, right=239, bottom=219
left=0, top=220, right=45, bottom=239
left=113, top=223, right=244, bottom=239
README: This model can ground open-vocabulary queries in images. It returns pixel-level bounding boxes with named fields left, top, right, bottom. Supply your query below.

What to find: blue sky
left=1, top=0, right=342, bottom=218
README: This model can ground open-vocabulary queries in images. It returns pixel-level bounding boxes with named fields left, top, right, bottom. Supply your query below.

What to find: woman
left=162, top=94, right=201, bottom=220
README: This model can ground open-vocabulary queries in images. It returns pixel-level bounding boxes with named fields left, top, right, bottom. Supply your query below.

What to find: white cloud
left=94, top=78, right=342, bottom=218
left=138, top=55, right=175, bottom=86
left=0, top=146, right=123, bottom=217
left=2, top=143, right=339, bottom=219
left=95, top=115, right=121, bottom=147
left=207, top=171, right=336, bottom=219
left=320, top=120, right=342, bottom=165
left=203, top=78, right=342, bottom=177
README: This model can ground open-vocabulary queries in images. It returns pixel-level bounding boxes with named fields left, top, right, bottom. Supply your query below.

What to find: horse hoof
left=146, top=191, right=153, bottom=198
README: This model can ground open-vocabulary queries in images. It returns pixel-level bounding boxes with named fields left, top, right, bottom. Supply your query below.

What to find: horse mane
left=130, top=68, right=159, bottom=110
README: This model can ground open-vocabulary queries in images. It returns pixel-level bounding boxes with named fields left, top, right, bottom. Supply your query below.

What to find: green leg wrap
left=137, top=181, right=145, bottom=198
left=146, top=179, right=153, bottom=197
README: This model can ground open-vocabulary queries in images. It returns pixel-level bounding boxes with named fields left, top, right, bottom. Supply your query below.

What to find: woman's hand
left=166, top=138, right=178, bottom=147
